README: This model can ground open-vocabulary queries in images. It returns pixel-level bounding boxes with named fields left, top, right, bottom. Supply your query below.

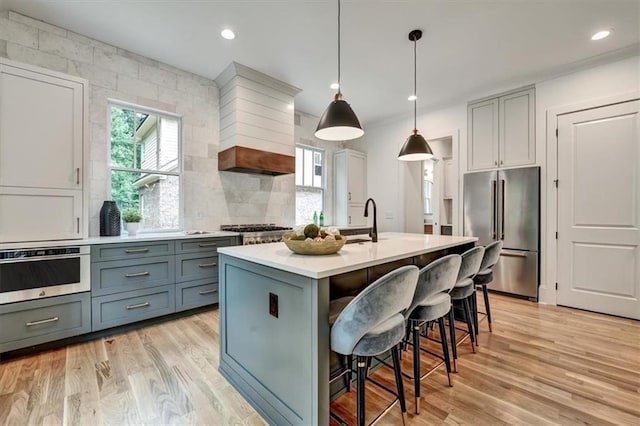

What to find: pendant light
left=398, top=29, right=433, bottom=161
left=315, top=0, right=364, bottom=141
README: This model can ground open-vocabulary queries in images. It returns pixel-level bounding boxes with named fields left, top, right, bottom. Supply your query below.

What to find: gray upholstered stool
left=449, top=246, right=484, bottom=368
left=331, top=265, right=419, bottom=426
left=405, top=254, right=461, bottom=414
left=473, top=240, right=503, bottom=333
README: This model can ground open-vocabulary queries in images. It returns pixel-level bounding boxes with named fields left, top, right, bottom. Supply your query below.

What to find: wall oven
left=0, top=246, right=90, bottom=304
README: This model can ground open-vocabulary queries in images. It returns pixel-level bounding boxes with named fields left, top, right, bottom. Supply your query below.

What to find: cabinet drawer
left=92, top=285, right=175, bottom=331
left=176, top=237, right=235, bottom=254
left=91, top=241, right=174, bottom=262
left=91, top=256, right=175, bottom=296
left=176, top=279, right=218, bottom=312
left=0, top=292, right=91, bottom=353
left=176, top=254, right=218, bottom=283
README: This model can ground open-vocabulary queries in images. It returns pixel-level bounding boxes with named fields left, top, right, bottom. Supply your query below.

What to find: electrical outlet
left=384, top=211, right=394, bottom=220
left=269, top=292, right=278, bottom=318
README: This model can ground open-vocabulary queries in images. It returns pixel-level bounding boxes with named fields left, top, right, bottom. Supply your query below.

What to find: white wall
left=350, top=53, right=640, bottom=304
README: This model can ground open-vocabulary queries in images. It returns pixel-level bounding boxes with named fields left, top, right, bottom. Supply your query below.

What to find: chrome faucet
left=364, top=198, right=378, bottom=243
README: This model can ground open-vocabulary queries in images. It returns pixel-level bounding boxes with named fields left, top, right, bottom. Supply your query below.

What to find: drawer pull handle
left=198, top=262, right=217, bottom=268
left=125, top=271, right=150, bottom=278
left=125, top=248, right=150, bottom=253
left=199, top=289, right=217, bottom=295
left=198, top=242, right=217, bottom=247
left=126, top=302, right=150, bottom=310
left=26, top=316, right=59, bottom=327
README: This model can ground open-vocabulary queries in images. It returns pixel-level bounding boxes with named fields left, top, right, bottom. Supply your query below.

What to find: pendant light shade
left=316, top=94, right=364, bottom=141
left=315, top=0, right=364, bottom=141
left=398, top=29, right=433, bottom=161
left=398, top=130, right=433, bottom=161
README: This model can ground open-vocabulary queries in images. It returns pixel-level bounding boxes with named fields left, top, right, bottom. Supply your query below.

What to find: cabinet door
left=347, top=204, right=367, bottom=227
left=467, top=98, right=499, bottom=170
left=347, top=152, right=367, bottom=204
left=0, top=63, right=84, bottom=189
left=0, top=187, right=82, bottom=242
left=443, top=159, right=455, bottom=198
left=499, top=88, right=535, bottom=167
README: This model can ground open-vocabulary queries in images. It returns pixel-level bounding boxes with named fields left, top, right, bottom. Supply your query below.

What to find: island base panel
left=219, top=255, right=329, bottom=425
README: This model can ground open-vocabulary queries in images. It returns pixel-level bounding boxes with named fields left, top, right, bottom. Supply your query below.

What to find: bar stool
left=405, top=254, right=462, bottom=414
left=330, top=265, right=419, bottom=426
left=449, top=246, right=484, bottom=369
left=473, top=240, right=503, bottom=333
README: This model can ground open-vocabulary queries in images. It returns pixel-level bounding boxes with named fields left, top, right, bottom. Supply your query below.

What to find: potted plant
left=122, top=208, right=143, bottom=236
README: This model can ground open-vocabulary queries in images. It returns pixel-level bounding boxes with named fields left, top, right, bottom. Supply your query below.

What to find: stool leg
left=437, top=317, right=453, bottom=387
left=472, top=290, right=479, bottom=345
left=357, top=356, right=367, bottom=426
left=448, top=308, right=457, bottom=372
left=412, top=321, right=421, bottom=414
left=346, top=354, right=352, bottom=392
left=391, top=345, right=408, bottom=425
left=482, top=284, right=493, bottom=332
left=462, top=298, right=476, bottom=353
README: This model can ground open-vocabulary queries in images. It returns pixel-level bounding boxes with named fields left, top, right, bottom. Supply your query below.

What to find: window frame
left=295, top=144, right=326, bottom=218
left=107, top=99, right=184, bottom=233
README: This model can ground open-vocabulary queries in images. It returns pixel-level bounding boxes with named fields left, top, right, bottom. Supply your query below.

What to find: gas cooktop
left=220, top=224, right=292, bottom=233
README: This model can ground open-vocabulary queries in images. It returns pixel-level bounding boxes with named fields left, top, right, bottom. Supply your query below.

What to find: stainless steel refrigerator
left=463, top=166, right=540, bottom=300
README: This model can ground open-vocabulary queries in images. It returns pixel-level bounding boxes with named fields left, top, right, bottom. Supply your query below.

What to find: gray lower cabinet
left=0, top=292, right=91, bottom=353
left=91, top=285, right=175, bottom=331
left=175, top=238, right=222, bottom=312
left=91, top=255, right=175, bottom=297
left=176, top=278, right=219, bottom=312
left=90, top=236, right=236, bottom=332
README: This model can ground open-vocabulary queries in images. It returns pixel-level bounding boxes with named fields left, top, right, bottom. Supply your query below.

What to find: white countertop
left=218, top=232, right=477, bottom=279
left=0, top=231, right=240, bottom=250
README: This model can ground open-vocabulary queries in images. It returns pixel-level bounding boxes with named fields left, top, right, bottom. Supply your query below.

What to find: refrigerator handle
left=491, top=180, right=497, bottom=240
left=500, top=179, right=505, bottom=240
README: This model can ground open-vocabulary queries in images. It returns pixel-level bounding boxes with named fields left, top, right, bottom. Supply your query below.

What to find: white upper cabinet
left=334, top=149, right=367, bottom=227
left=0, top=58, right=87, bottom=242
left=0, top=61, right=84, bottom=190
left=468, top=87, right=535, bottom=171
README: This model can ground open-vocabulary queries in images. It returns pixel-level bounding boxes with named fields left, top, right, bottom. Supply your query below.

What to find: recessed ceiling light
left=591, top=30, right=610, bottom=41
left=221, top=29, right=235, bottom=40
left=408, top=95, right=417, bottom=101
left=330, top=82, right=340, bottom=90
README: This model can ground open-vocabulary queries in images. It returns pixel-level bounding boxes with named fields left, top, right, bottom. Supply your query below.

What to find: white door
left=347, top=151, right=367, bottom=204
left=557, top=100, right=640, bottom=319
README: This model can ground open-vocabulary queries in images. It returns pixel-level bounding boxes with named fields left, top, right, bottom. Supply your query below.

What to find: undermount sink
left=185, top=230, right=211, bottom=235
left=345, top=238, right=372, bottom=244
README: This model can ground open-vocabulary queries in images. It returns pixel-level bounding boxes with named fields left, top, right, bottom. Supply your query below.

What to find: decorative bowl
left=283, top=235, right=346, bottom=255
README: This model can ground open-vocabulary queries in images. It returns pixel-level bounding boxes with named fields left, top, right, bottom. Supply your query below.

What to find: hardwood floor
left=0, top=294, right=638, bottom=425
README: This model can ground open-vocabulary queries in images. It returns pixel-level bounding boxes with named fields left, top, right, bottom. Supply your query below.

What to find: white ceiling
left=3, top=0, right=639, bottom=125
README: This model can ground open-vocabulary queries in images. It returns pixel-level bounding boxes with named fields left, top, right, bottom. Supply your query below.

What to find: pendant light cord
left=413, top=35, right=417, bottom=131
left=337, top=0, right=341, bottom=96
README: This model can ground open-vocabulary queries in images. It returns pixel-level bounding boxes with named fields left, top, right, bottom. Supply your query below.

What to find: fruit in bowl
left=282, top=225, right=345, bottom=255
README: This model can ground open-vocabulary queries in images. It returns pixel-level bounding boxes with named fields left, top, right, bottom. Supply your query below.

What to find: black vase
left=100, top=201, right=121, bottom=236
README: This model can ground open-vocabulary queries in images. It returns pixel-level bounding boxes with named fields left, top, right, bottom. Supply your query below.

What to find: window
left=295, top=145, right=324, bottom=225
left=109, top=102, right=182, bottom=233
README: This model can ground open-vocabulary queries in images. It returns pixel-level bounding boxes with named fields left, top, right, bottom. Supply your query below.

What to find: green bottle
left=313, top=211, right=318, bottom=225
left=319, top=211, right=324, bottom=226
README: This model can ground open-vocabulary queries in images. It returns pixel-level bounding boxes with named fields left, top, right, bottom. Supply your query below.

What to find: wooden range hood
left=216, top=62, right=300, bottom=176
left=218, top=146, right=294, bottom=176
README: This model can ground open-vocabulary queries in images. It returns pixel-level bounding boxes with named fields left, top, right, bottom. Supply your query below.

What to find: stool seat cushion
left=450, top=282, right=474, bottom=299
left=473, top=270, right=493, bottom=286
left=352, top=313, right=405, bottom=356
left=329, top=296, right=354, bottom=325
left=409, top=292, right=451, bottom=322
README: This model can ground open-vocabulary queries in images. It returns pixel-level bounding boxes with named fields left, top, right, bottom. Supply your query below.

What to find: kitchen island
left=217, top=232, right=477, bottom=425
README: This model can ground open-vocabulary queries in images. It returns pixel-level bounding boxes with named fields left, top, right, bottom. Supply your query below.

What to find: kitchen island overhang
left=217, top=232, right=477, bottom=425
